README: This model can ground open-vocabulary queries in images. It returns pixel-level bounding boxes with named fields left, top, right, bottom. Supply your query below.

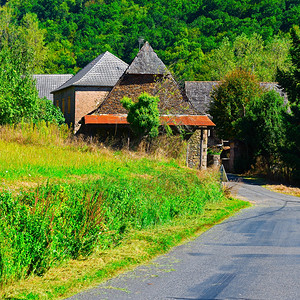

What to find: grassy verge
left=264, top=184, right=300, bottom=197
left=243, top=176, right=300, bottom=197
left=0, top=123, right=250, bottom=299
left=1, top=197, right=249, bottom=300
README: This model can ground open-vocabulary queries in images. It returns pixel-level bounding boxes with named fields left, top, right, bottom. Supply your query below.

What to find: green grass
left=0, top=124, right=250, bottom=299
left=0, top=139, right=187, bottom=187
left=2, top=197, right=249, bottom=300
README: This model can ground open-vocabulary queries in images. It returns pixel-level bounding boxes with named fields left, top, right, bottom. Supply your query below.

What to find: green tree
left=237, top=90, right=286, bottom=171
left=277, top=27, right=300, bottom=105
left=121, top=92, right=160, bottom=139
left=203, top=33, right=291, bottom=81
left=277, top=26, right=300, bottom=183
left=0, top=46, right=40, bottom=124
left=0, top=7, right=48, bottom=73
left=19, top=13, right=48, bottom=73
left=210, top=69, right=287, bottom=174
left=209, top=68, right=263, bottom=140
left=0, top=6, right=64, bottom=125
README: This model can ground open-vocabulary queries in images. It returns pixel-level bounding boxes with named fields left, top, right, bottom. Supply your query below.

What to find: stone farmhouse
left=51, top=51, right=128, bottom=132
left=84, top=42, right=215, bottom=169
left=34, top=42, right=287, bottom=171
left=34, top=42, right=215, bottom=169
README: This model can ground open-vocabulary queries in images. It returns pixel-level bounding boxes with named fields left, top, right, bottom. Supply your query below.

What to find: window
left=56, top=99, right=59, bottom=107
left=62, top=98, right=65, bottom=113
left=68, top=96, right=71, bottom=113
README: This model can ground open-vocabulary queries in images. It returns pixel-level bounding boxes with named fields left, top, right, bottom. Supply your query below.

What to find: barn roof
left=93, top=42, right=197, bottom=116
left=52, top=51, right=128, bottom=92
left=185, top=81, right=220, bottom=115
left=260, top=82, right=288, bottom=104
left=84, top=114, right=215, bottom=127
left=185, top=81, right=289, bottom=115
left=126, top=42, right=168, bottom=75
left=33, top=74, right=73, bottom=102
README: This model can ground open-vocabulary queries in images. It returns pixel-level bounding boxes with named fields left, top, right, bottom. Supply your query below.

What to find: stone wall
left=187, top=129, right=208, bottom=169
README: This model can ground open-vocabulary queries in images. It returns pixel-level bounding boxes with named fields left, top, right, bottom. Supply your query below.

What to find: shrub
left=121, top=92, right=160, bottom=139
left=36, top=97, right=65, bottom=125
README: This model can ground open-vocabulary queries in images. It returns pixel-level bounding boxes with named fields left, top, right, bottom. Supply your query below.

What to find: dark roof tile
left=185, top=81, right=220, bottom=115
left=260, top=82, right=288, bottom=104
left=126, top=42, right=168, bottom=75
left=52, top=51, right=128, bottom=92
left=33, top=74, right=73, bottom=102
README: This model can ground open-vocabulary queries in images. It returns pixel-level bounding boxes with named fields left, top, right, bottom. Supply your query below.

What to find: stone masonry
left=187, top=129, right=208, bottom=169
left=74, top=89, right=110, bottom=132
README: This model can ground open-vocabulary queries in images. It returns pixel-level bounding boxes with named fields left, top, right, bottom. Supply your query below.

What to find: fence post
left=220, top=164, right=228, bottom=183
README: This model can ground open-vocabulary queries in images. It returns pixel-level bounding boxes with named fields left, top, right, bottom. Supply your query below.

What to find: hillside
left=2, top=0, right=299, bottom=80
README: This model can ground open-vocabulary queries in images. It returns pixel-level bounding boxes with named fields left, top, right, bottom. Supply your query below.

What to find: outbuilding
left=51, top=51, right=128, bottom=132
left=83, top=42, right=215, bottom=169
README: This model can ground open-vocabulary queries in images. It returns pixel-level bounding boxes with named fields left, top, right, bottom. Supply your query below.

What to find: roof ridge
left=75, top=51, right=126, bottom=86
left=52, top=52, right=128, bottom=92
left=126, top=41, right=168, bottom=75
left=105, top=51, right=129, bottom=66
left=70, top=52, right=105, bottom=86
left=74, top=53, right=106, bottom=85
left=33, top=74, right=74, bottom=76
left=185, top=81, right=221, bottom=84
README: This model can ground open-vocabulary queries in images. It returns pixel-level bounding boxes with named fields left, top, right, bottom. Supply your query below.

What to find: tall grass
left=0, top=170, right=224, bottom=286
left=0, top=122, right=227, bottom=288
left=0, top=185, right=104, bottom=284
left=0, top=121, right=70, bottom=146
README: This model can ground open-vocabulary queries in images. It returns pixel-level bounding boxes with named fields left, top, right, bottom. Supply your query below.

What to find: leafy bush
left=36, top=97, right=65, bottom=125
left=121, top=92, right=160, bottom=139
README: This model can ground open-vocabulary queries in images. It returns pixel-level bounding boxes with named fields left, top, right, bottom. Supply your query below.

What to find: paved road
left=68, top=176, right=300, bottom=300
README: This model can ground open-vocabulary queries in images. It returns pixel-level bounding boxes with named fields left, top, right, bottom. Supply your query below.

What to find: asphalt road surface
left=68, top=176, right=300, bottom=300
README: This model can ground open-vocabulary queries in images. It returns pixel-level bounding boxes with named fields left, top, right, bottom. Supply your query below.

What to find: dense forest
left=0, top=0, right=299, bottom=81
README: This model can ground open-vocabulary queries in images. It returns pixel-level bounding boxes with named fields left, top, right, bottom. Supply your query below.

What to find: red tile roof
left=85, top=114, right=128, bottom=124
left=84, top=114, right=215, bottom=127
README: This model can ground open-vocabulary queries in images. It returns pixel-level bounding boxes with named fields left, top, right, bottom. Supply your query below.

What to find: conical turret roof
left=126, top=42, right=169, bottom=75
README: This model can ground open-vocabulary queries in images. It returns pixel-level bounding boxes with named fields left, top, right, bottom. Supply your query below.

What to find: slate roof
left=126, top=42, right=168, bottom=75
left=33, top=74, right=73, bottom=102
left=260, top=82, right=288, bottom=104
left=52, top=51, right=128, bottom=92
left=185, top=81, right=220, bottom=115
left=185, top=81, right=289, bottom=115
